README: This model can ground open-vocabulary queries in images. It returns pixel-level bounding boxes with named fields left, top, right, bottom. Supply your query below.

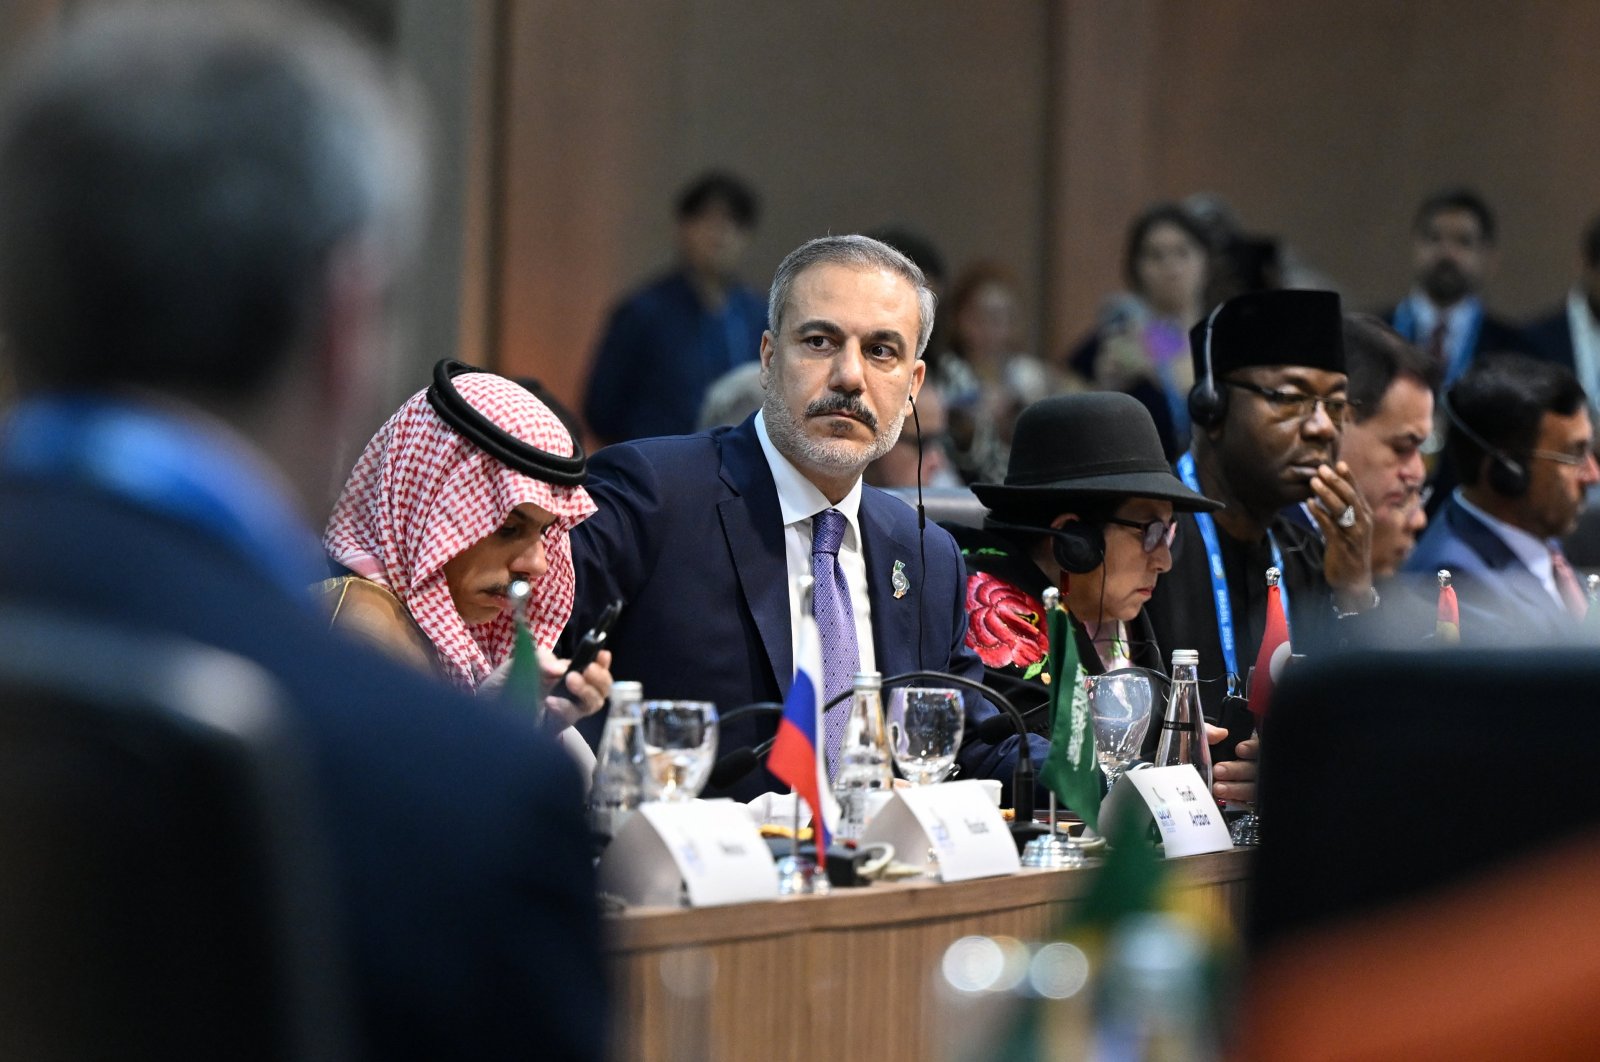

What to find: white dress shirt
left=1453, top=490, right=1565, bottom=610
left=754, top=410, right=877, bottom=677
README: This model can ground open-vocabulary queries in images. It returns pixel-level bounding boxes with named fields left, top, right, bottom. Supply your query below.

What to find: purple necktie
left=812, top=508, right=859, bottom=778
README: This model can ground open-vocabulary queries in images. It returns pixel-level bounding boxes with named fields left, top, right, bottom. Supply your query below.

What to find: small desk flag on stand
left=1247, top=567, right=1291, bottom=719
left=502, top=579, right=546, bottom=726
left=1039, top=587, right=1099, bottom=832
left=768, top=583, right=839, bottom=865
left=1436, top=569, right=1460, bottom=644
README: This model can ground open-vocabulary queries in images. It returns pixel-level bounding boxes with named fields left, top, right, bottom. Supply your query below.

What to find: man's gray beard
left=762, top=394, right=904, bottom=478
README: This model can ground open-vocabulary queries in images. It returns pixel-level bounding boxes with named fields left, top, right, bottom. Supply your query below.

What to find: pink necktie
left=1550, top=546, right=1588, bottom=620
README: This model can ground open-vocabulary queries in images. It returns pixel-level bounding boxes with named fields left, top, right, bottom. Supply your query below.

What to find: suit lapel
left=716, top=419, right=792, bottom=691
left=860, top=489, right=921, bottom=676
left=1449, top=501, right=1570, bottom=632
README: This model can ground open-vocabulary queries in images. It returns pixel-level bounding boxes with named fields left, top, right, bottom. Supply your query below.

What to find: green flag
left=502, top=579, right=546, bottom=726
left=1040, top=599, right=1102, bottom=833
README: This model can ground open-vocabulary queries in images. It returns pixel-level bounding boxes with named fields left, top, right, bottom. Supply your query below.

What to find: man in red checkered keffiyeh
left=325, top=371, right=597, bottom=692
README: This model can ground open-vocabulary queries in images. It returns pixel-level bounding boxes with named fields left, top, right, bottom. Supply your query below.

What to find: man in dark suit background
left=1402, top=355, right=1598, bottom=643
left=0, top=5, right=604, bottom=1060
left=1526, top=213, right=1600, bottom=402
left=568, top=235, right=1045, bottom=802
left=1383, top=187, right=1530, bottom=387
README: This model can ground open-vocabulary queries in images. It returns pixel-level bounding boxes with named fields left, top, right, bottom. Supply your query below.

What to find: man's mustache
left=806, top=393, right=878, bottom=432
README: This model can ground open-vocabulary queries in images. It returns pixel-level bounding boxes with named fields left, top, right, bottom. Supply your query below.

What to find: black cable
left=911, top=396, right=926, bottom=672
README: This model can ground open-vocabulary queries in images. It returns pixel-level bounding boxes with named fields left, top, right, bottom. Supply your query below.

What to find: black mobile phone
left=565, top=599, right=623, bottom=676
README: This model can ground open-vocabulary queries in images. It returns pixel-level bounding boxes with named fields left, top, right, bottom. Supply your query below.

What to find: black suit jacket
left=0, top=476, right=607, bottom=1062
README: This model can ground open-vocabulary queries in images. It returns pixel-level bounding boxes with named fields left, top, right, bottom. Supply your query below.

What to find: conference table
left=604, top=847, right=1252, bottom=1061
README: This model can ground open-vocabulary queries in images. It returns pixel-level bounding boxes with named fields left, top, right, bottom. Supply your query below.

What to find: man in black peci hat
left=1144, top=290, right=1379, bottom=758
left=946, top=392, right=1256, bottom=805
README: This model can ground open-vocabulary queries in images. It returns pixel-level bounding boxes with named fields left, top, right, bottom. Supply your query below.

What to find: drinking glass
left=1087, top=669, right=1156, bottom=789
left=639, top=700, right=718, bottom=803
left=887, top=687, right=963, bottom=785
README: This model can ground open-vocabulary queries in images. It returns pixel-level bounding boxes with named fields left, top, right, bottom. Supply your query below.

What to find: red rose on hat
left=964, top=572, right=1047, bottom=670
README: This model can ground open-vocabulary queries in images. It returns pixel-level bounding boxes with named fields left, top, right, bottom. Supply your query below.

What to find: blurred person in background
left=1403, top=354, right=1598, bottom=641
left=1526, top=212, right=1600, bottom=421
left=1067, top=203, right=1211, bottom=459
left=0, top=4, right=605, bottom=1058
left=584, top=170, right=766, bottom=445
left=695, top=360, right=766, bottom=430
left=929, top=260, right=1061, bottom=484
left=863, top=382, right=959, bottom=490
left=1382, top=187, right=1530, bottom=387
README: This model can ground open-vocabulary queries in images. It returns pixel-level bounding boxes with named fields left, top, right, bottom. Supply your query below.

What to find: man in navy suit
left=1403, top=355, right=1598, bottom=643
left=569, top=235, right=1045, bottom=802
left=0, top=6, right=603, bottom=1059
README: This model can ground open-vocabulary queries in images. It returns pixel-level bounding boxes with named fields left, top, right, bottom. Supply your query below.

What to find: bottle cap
left=1170, top=649, right=1199, bottom=667
left=611, top=681, right=643, bottom=699
left=852, top=670, right=882, bottom=690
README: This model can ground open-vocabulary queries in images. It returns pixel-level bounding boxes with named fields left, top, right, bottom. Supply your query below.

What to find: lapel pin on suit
left=892, top=559, right=909, bottom=599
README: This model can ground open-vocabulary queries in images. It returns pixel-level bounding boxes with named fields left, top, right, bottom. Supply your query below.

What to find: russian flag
left=767, top=604, right=840, bottom=865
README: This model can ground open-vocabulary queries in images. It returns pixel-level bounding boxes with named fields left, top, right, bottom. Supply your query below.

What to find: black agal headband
left=425, top=359, right=587, bottom=486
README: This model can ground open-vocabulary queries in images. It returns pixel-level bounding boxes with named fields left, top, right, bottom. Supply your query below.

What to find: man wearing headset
left=1143, top=290, right=1379, bottom=756
left=1403, top=354, right=1598, bottom=640
left=567, top=234, right=1046, bottom=802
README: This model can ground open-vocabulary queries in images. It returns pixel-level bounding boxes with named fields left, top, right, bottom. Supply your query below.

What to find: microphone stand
left=712, top=674, right=1043, bottom=852
left=822, top=670, right=1045, bottom=852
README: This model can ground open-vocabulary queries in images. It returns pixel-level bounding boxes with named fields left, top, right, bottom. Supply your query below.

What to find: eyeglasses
left=1528, top=446, right=1595, bottom=468
left=1226, top=380, right=1355, bottom=423
left=1103, top=515, right=1179, bottom=554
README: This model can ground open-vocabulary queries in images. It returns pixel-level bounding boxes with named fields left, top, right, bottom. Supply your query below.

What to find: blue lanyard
left=0, top=397, right=324, bottom=599
left=1177, top=453, right=1290, bottom=693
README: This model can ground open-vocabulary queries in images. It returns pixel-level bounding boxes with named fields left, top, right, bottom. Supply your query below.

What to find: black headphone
left=1186, top=303, right=1229, bottom=429
left=1439, top=391, right=1528, bottom=497
left=984, top=519, right=1106, bottom=575
left=425, top=360, right=588, bottom=485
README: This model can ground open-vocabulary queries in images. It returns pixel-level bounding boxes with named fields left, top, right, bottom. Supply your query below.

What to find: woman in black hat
left=946, top=391, right=1219, bottom=752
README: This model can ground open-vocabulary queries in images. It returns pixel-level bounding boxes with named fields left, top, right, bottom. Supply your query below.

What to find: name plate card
left=1107, top=764, right=1233, bottom=857
left=598, top=799, right=778, bottom=908
left=861, top=780, right=1020, bottom=882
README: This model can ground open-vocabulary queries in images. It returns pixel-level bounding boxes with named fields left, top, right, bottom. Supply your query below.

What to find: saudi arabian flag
left=502, top=580, right=546, bottom=727
left=1040, top=599, right=1101, bottom=833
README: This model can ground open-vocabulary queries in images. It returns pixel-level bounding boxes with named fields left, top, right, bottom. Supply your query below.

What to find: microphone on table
left=707, top=671, right=1041, bottom=839
left=973, top=666, right=1172, bottom=744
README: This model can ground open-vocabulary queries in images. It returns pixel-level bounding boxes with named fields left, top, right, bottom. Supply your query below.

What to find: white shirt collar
left=753, top=409, right=864, bottom=539
left=1453, top=488, right=1556, bottom=583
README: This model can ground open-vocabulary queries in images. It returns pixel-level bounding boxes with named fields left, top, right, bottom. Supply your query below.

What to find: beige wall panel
left=1051, top=0, right=1600, bottom=354
left=497, top=0, right=1051, bottom=417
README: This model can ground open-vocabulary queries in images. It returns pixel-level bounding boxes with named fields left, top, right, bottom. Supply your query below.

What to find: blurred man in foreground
left=0, top=4, right=604, bottom=1058
left=1403, top=355, right=1598, bottom=641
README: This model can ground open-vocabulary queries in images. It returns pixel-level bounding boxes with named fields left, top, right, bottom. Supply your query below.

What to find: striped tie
left=811, top=508, right=860, bottom=778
